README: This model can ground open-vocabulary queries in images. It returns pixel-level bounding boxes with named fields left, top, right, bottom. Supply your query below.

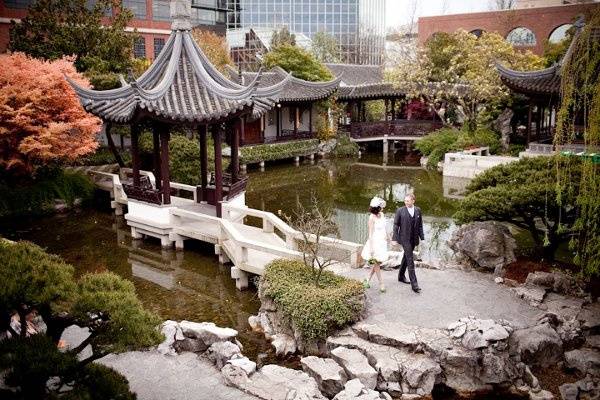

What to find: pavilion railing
left=345, top=119, right=443, bottom=139
left=265, top=130, right=313, bottom=143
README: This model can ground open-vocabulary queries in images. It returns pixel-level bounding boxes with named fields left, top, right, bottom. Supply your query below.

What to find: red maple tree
left=0, top=53, right=101, bottom=176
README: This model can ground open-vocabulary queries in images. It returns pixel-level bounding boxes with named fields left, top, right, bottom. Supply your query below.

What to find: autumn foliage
left=0, top=53, right=101, bottom=177
left=191, top=29, right=233, bottom=74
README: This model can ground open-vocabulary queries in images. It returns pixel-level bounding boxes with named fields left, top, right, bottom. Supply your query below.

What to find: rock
left=564, top=349, right=600, bottom=374
left=529, top=389, right=554, bottom=400
left=353, top=322, right=419, bottom=349
left=462, top=330, right=488, bottom=350
left=526, top=271, right=572, bottom=294
left=586, top=335, right=600, bottom=350
left=509, top=324, right=563, bottom=367
left=451, top=318, right=510, bottom=349
left=341, top=379, right=364, bottom=398
left=60, top=325, right=92, bottom=361
left=248, top=315, right=262, bottom=332
left=558, top=383, right=579, bottom=400
left=504, top=278, right=520, bottom=287
left=495, top=277, right=504, bottom=284
left=271, top=334, right=296, bottom=356
left=332, top=379, right=381, bottom=400
left=577, top=303, right=600, bottom=330
left=448, top=221, right=516, bottom=275
left=221, top=363, right=250, bottom=388
left=179, top=321, right=238, bottom=346
left=301, top=356, right=347, bottom=398
left=236, top=365, right=326, bottom=400
left=330, top=347, right=378, bottom=390
left=319, top=139, right=337, bottom=154
left=402, top=355, right=442, bottom=394
left=173, top=338, right=207, bottom=353
left=543, top=294, right=585, bottom=322
left=157, top=320, right=181, bottom=355
left=441, top=346, right=491, bottom=393
left=207, top=341, right=241, bottom=369
left=482, top=325, right=510, bottom=341
left=493, top=108, right=513, bottom=153
left=512, top=285, right=547, bottom=307
left=227, top=355, right=257, bottom=375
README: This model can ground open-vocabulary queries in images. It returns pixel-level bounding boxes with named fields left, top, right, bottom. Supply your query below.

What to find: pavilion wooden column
left=198, top=124, right=208, bottom=202
left=130, top=124, right=141, bottom=187
left=391, top=98, right=396, bottom=120
left=384, top=99, right=389, bottom=120
left=212, top=125, right=223, bottom=218
left=535, top=104, right=541, bottom=141
left=231, top=118, right=240, bottom=183
left=240, top=116, right=246, bottom=145
left=152, top=123, right=162, bottom=191
left=526, top=100, right=533, bottom=145
left=293, top=107, right=298, bottom=135
left=159, top=124, right=171, bottom=205
left=361, top=101, right=366, bottom=122
left=308, top=105, right=313, bottom=135
left=276, top=106, right=281, bottom=137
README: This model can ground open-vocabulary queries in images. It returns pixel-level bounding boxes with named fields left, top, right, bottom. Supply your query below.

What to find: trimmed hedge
left=240, top=139, right=319, bottom=164
left=262, top=259, right=364, bottom=340
left=0, top=170, right=94, bottom=218
left=68, top=148, right=131, bottom=167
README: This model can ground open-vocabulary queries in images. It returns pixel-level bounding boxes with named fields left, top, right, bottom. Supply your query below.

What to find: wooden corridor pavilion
left=68, top=0, right=362, bottom=289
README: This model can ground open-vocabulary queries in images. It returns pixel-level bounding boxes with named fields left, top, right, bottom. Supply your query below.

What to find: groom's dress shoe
left=398, top=278, right=411, bottom=285
left=412, top=287, right=421, bottom=293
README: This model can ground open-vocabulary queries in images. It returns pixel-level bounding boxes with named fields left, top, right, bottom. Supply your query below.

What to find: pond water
left=0, top=154, right=464, bottom=362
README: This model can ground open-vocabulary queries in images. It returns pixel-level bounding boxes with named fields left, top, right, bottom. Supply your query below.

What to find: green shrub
left=68, top=148, right=131, bottom=167
left=139, top=133, right=226, bottom=185
left=415, top=126, right=501, bottom=168
left=262, top=259, right=364, bottom=340
left=507, top=143, right=526, bottom=157
left=240, top=139, right=319, bottom=164
left=0, top=170, right=94, bottom=218
left=331, top=135, right=359, bottom=158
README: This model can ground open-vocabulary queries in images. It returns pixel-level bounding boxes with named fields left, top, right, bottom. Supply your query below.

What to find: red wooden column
left=159, top=125, right=171, bottom=205
left=391, top=98, right=396, bottom=120
left=293, top=107, right=298, bottom=136
left=198, top=124, right=208, bottom=202
left=212, top=125, right=223, bottom=218
left=308, top=104, right=313, bottom=136
left=130, top=124, right=141, bottom=187
left=231, top=118, right=240, bottom=183
left=152, top=123, right=162, bottom=191
left=276, top=106, right=281, bottom=137
left=535, top=104, right=541, bottom=141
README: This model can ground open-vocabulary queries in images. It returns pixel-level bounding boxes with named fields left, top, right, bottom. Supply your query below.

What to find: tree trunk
left=104, top=123, right=125, bottom=167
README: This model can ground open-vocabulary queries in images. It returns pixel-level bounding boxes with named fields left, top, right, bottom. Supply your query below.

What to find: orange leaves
left=0, top=53, right=101, bottom=175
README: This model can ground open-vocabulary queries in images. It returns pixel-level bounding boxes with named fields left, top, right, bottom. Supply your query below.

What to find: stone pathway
left=100, top=351, right=258, bottom=400
left=339, top=267, right=543, bottom=329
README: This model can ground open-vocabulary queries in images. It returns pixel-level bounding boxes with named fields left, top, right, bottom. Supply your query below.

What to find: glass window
left=133, top=37, right=146, bottom=59
left=506, top=27, right=537, bottom=46
left=123, top=0, right=146, bottom=19
left=193, top=0, right=217, bottom=7
left=154, top=37, right=166, bottom=59
left=216, top=11, right=226, bottom=23
left=5, top=0, right=34, bottom=8
left=548, top=24, right=572, bottom=44
left=153, top=0, right=170, bottom=21
left=192, top=8, right=216, bottom=23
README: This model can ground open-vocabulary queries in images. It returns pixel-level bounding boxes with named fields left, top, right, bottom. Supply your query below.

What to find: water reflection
left=246, top=156, right=461, bottom=265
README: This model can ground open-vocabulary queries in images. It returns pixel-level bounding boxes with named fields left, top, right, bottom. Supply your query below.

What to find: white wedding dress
left=361, top=213, right=389, bottom=263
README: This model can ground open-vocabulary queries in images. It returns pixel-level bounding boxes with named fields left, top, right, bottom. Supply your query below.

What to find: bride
left=361, top=196, right=389, bottom=293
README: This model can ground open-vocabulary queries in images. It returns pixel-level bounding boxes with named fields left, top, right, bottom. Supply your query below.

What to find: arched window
left=506, top=27, right=537, bottom=46
left=469, top=29, right=485, bottom=38
left=548, top=24, right=573, bottom=44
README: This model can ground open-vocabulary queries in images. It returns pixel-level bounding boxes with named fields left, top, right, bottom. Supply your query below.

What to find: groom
left=392, top=193, right=425, bottom=293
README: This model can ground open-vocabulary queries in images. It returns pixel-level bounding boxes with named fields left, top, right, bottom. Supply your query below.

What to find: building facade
left=0, top=0, right=229, bottom=59
left=417, top=3, right=599, bottom=56
left=225, top=0, right=385, bottom=65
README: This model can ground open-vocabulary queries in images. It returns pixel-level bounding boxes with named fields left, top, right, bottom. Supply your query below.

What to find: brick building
left=418, top=2, right=599, bottom=55
left=0, top=0, right=228, bottom=59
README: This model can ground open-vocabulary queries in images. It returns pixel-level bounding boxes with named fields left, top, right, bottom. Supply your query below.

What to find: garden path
left=337, top=266, right=543, bottom=329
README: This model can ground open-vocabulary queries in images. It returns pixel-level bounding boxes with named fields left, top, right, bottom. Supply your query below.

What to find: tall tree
left=263, top=44, right=333, bottom=82
left=270, top=26, right=296, bottom=49
left=311, top=31, right=341, bottom=63
left=0, top=53, right=101, bottom=177
left=9, top=0, right=135, bottom=89
left=192, top=28, right=233, bottom=74
left=387, top=29, right=545, bottom=131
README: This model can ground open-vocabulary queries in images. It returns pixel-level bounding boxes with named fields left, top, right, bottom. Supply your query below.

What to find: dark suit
left=393, top=206, right=425, bottom=289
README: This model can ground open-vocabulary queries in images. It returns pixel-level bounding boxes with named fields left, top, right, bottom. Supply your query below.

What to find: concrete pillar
left=309, top=153, right=315, bottom=161
left=383, top=135, right=389, bottom=155
left=160, top=236, right=172, bottom=249
left=294, top=156, right=300, bottom=165
left=131, top=227, right=143, bottom=239
left=231, top=266, right=249, bottom=290
left=171, top=234, right=184, bottom=250
left=240, top=164, right=247, bottom=173
left=259, top=161, right=265, bottom=171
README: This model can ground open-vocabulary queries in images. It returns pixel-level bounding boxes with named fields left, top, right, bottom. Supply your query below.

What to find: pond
left=0, top=154, right=463, bottom=362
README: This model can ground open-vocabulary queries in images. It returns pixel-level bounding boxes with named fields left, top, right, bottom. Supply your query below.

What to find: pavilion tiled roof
left=324, top=63, right=405, bottom=100
left=228, top=66, right=341, bottom=103
left=67, top=4, right=289, bottom=124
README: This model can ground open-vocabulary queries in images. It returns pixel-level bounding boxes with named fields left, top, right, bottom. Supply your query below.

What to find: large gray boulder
left=179, top=321, right=238, bottom=346
left=207, top=341, right=241, bottom=369
left=227, top=364, right=327, bottom=400
left=332, top=379, right=388, bottom=400
left=493, top=108, right=513, bottom=153
left=330, top=347, right=378, bottom=390
left=301, top=356, right=347, bottom=398
left=509, top=324, right=563, bottom=367
left=525, top=272, right=573, bottom=295
left=577, top=302, right=600, bottom=331
left=448, top=221, right=516, bottom=275
left=564, top=349, right=600, bottom=375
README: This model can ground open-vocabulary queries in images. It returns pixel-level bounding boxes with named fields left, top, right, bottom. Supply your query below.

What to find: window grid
left=154, top=38, right=166, bottom=59
left=133, top=37, right=146, bottom=59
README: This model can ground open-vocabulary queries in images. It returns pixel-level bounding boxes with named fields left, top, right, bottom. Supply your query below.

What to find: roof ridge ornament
left=171, top=0, right=192, bottom=31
